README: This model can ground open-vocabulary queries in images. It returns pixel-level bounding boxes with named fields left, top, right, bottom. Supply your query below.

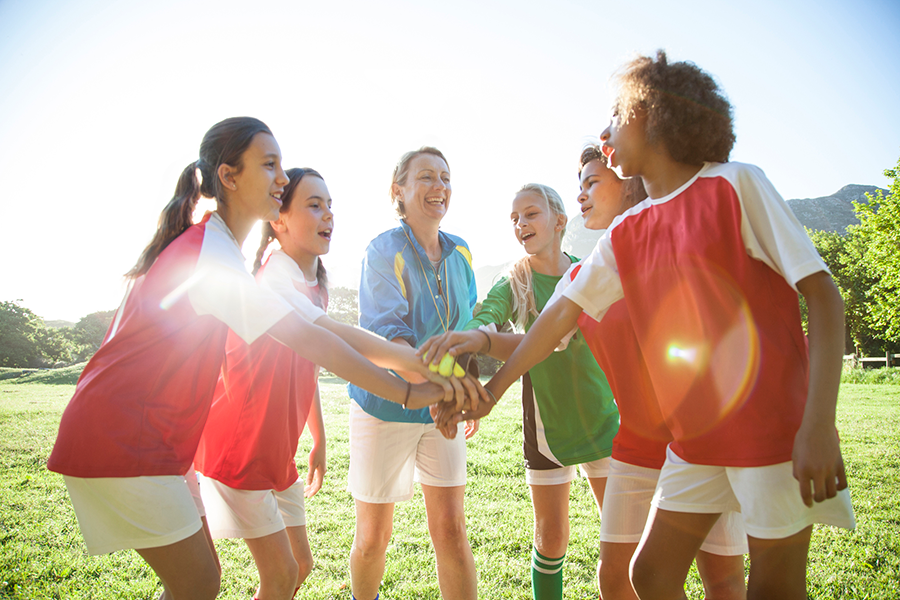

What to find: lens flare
left=640, top=261, right=761, bottom=441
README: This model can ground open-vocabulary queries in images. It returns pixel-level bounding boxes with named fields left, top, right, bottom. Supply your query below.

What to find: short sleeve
left=733, top=164, right=828, bottom=289
left=358, top=242, right=416, bottom=345
left=187, top=231, right=293, bottom=345
left=562, top=230, right=623, bottom=321
left=260, top=253, right=327, bottom=323
left=464, top=277, right=513, bottom=330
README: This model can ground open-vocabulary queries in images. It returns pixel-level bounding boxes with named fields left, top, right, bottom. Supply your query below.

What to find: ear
left=271, top=214, right=288, bottom=234
left=556, top=212, right=568, bottom=231
left=390, top=182, right=403, bottom=202
left=218, top=163, right=238, bottom=191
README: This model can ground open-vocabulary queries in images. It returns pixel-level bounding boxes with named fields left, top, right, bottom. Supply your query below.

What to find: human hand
left=305, top=442, right=327, bottom=498
left=792, top=420, right=847, bottom=507
left=464, top=419, right=480, bottom=439
left=417, top=330, right=488, bottom=366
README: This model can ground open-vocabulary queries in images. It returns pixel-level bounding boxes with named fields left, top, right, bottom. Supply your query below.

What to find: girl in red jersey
left=47, top=118, right=474, bottom=600
left=194, top=168, right=336, bottom=600
left=476, top=53, right=855, bottom=600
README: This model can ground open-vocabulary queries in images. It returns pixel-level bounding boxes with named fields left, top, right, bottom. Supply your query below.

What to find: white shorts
left=63, top=473, right=202, bottom=556
left=198, top=475, right=306, bottom=540
left=653, top=447, right=856, bottom=539
left=348, top=401, right=466, bottom=503
left=526, top=457, right=611, bottom=486
left=600, top=459, right=748, bottom=555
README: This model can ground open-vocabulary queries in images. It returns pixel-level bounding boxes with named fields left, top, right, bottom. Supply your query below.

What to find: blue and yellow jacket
left=348, top=220, right=477, bottom=423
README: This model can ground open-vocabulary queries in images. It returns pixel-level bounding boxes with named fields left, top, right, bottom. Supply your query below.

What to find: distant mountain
left=474, top=184, right=888, bottom=300
left=785, top=184, right=885, bottom=233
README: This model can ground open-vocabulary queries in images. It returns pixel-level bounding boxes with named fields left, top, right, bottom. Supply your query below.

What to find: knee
left=429, top=513, right=468, bottom=549
left=295, top=553, right=314, bottom=585
left=533, top=523, right=568, bottom=559
left=195, top=570, right=221, bottom=600
left=630, top=551, right=663, bottom=599
left=704, top=571, right=746, bottom=600
left=598, top=561, right=633, bottom=599
left=353, top=524, right=392, bottom=558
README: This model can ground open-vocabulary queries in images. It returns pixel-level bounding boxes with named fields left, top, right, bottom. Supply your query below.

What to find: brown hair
left=254, top=168, right=328, bottom=300
left=579, top=143, right=648, bottom=207
left=127, top=117, right=273, bottom=278
left=612, top=50, right=734, bottom=165
left=390, top=146, right=449, bottom=218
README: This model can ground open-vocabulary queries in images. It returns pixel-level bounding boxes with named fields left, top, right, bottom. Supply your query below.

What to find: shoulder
left=700, top=161, right=769, bottom=187
left=367, top=226, right=407, bottom=254
left=441, top=231, right=473, bottom=270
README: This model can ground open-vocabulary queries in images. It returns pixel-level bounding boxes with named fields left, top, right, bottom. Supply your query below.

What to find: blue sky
left=1, top=0, right=898, bottom=321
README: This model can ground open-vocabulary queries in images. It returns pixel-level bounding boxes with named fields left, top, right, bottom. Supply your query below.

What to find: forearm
left=269, top=313, right=413, bottom=404
left=314, top=316, right=416, bottom=371
left=485, top=297, right=583, bottom=398
left=307, top=380, right=326, bottom=447
left=798, top=271, right=845, bottom=424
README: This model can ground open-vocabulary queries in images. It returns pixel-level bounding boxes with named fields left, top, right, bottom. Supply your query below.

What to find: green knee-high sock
left=531, top=547, right=565, bottom=600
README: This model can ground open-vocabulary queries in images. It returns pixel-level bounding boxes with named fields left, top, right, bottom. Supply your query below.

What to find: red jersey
left=564, top=163, right=826, bottom=467
left=47, top=213, right=294, bottom=478
left=195, top=250, right=328, bottom=491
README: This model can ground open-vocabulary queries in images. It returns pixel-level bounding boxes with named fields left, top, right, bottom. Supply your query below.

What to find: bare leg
left=696, top=551, right=746, bottom=600
left=586, top=476, right=608, bottom=594
left=138, top=525, right=220, bottom=600
left=746, top=527, right=811, bottom=600
left=245, top=529, right=300, bottom=600
left=598, top=541, right=640, bottom=600
left=350, top=500, right=394, bottom=600
left=529, top=482, right=571, bottom=559
left=422, top=484, right=476, bottom=599
left=285, top=525, right=314, bottom=588
left=631, top=507, right=720, bottom=600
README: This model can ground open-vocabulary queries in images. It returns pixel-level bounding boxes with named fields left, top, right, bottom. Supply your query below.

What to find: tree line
left=806, top=153, right=900, bottom=356
left=4, top=153, right=897, bottom=370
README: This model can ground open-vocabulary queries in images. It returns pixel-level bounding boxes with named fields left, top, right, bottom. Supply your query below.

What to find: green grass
left=0, top=378, right=898, bottom=598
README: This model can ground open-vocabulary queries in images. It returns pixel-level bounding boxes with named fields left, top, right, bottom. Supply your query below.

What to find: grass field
left=0, top=369, right=898, bottom=599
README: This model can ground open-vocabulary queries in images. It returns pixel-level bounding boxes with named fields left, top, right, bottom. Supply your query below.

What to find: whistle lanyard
left=403, top=226, right=451, bottom=333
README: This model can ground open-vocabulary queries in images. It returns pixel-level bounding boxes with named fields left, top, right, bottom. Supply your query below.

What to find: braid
left=253, top=222, right=276, bottom=275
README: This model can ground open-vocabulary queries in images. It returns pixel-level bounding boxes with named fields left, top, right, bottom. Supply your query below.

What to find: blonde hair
left=507, top=183, right=566, bottom=332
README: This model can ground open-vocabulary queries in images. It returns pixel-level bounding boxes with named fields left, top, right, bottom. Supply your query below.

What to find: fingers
left=458, top=375, right=480, bottom=412
left=836, top=455, right=848, bottom=491
left=797, top=477, right=813, bottom=508
left=464, top=419, right=480, bottom=439
left=447, top=375, right=466, bottom=412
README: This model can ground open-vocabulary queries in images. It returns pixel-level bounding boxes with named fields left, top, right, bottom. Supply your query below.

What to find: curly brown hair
left=612, top=50, right=734, bottom=165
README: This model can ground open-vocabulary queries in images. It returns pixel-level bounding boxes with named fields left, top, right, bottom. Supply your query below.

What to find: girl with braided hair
left=47, top=119, right=469, bottom=600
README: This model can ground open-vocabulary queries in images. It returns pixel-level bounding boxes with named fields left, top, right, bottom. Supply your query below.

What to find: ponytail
left=253, top=222, right=276, bottom=275
left=126, top=116, right=273, bottom=279
left=126, top=162, right=202, bottom=278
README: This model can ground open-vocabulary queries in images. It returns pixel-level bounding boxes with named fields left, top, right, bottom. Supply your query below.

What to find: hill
left=475, top=183, right=888, bottom=300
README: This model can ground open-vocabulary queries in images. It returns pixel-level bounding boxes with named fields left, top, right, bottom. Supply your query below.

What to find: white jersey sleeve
left=546, top=261, right=586, bottom=350
left=561, top=230, right=624, bottom=322
left=186, top=214, right=294, bottom=344
left=723, top=163, right=828, bottom=289
left=259, top=251, right=328, bottom=322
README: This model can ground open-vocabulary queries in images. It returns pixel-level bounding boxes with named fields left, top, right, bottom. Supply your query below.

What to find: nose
left=577, top=188, right=587, bottom=205
left=276, top=165, right=289, bottom=187
left=600, top=124, right=611, bottom=142
left=324, top=204, right=334, bottom=221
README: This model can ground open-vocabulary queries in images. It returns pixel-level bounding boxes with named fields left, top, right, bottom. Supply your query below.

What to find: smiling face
left=228, top=132, right=289, bottom=222
left=510, top=191, right=564, bottom=257
left=392, top=153, right=451, bottom=226
left=600, top=108, right=651, bottom=179
left=273, top=175, right=334, bottom=267
left=578, top=159, right=629, bottom=231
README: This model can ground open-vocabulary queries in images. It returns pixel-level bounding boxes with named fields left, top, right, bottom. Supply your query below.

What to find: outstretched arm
left=268, top=312, right=441, bottom=410
left=417, top=329, right=524, bottom=364
left=793, top=271, right=847, bottom=507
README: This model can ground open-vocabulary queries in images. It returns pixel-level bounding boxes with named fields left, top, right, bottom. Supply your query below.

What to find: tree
left=65, top=310, right=115, bottom=360
left=855, top=156, right=900, bottom=348
left=327, top=287, right=360, bottom=326
left=0, top=300, right=76, bottom=367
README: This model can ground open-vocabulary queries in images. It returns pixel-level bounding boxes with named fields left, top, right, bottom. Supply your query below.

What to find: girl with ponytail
left=193, top=168, right=334, bottom=600
left=48, top=119, right=477, bottom=600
